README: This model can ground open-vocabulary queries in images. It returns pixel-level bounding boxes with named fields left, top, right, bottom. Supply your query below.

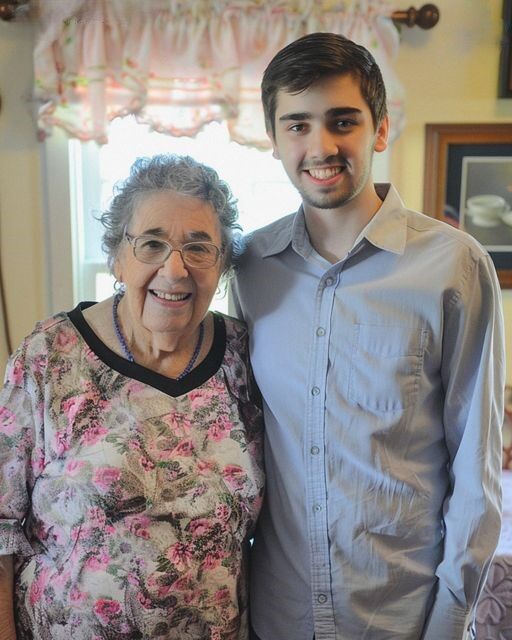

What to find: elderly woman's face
left=115, top=190, right=223, bottom=339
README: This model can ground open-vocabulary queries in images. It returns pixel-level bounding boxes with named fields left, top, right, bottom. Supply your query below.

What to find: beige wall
left=0, top=20, right=44, bottom=367
left=392, top=0, right=512, bottom=383
left=0, top=0, right=511, bottom=380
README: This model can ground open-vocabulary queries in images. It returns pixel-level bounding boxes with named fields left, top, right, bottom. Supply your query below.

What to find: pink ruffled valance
left=34, top=0, right=405, bottom=147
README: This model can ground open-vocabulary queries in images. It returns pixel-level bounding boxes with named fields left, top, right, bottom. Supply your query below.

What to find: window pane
left=71, top=114, right=389, bottom=311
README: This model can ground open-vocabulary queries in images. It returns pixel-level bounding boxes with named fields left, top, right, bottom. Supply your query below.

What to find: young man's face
left=269, top=74, right=389, bottom=214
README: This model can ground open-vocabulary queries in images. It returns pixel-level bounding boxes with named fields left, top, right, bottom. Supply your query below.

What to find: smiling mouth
left=151, top=290, right=191, bottom=302
left=307, top=167, right=343, bottom=180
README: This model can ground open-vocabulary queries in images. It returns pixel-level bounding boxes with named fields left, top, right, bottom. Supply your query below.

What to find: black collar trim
left=67, top=302, right=226, bottom=397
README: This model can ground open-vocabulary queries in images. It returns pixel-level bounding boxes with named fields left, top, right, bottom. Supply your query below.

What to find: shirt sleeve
left=0, top=352, right=43, bottom=558
left=422, top=254, right=505, bottom=640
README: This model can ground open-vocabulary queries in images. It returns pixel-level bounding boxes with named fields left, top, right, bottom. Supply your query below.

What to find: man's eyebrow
left=278, top=107, right=362, bottom=122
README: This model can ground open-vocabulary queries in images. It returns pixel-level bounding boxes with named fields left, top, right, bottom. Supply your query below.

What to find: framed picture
left=423, top=123, right=512, bottom=288
left=499, top=0, right=512, bottom=98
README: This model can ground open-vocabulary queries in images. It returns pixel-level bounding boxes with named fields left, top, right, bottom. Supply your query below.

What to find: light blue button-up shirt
left=231, top=184, right=505, bottom=640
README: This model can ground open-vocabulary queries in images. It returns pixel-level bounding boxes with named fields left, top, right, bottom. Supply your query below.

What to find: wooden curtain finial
left=0, top=1, right=29, bottom=21
left=392, top=4, right=440, bottom=29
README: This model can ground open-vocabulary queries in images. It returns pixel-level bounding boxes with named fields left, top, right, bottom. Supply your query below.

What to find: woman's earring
left=114, top=280, right=126, bottom=294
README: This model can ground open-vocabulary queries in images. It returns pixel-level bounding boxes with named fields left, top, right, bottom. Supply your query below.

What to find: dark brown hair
left=261, top=32, right=388, bottom=137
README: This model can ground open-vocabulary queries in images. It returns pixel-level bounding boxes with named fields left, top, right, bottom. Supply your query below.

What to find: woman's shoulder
left=17, top=311, right=72, bottom=353
left=213, top=311, right=248, bottom=344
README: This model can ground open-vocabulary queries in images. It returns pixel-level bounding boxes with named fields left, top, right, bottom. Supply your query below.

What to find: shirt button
left=325, top=277, right=334, bottom=287
left=313, top=504, right=322, bottom=513
left=311, top=446, right=320, bottom=455
left=311, top=386, right=320, bottom=396
left=317, top=594, right=327, bottom=604
left=316, top=327, right=326, bottom=337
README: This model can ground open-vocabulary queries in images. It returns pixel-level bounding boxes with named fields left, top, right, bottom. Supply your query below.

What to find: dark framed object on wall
left=423, top=123, right=512, bottom=288
left=499, top=0, right=512, bottom=97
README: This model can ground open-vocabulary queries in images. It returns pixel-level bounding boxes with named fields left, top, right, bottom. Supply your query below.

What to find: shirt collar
left=261, top=183, right=408, bottom=259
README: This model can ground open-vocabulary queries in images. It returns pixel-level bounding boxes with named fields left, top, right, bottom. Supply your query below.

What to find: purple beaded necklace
left=112, top=292, right=204, bottom=380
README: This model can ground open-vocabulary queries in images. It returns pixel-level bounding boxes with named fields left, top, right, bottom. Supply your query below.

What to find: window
left=42, top=116, right=389, bottom=315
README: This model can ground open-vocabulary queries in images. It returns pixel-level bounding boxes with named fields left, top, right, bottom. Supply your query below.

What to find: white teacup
left=466, top=194, right=509, bottom=227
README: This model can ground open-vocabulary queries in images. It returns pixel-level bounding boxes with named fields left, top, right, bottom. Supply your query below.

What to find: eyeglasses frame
left=124, top=232, right=223, bottom=269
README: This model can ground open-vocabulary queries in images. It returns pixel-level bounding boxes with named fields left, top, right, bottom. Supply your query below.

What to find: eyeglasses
left=125, top=233, right=222, bottom=269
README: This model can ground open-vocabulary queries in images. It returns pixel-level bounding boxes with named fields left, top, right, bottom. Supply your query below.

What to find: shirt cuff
left=421, top=581, right=474, bottom=640
left=0, top=520, right=34, bottom=557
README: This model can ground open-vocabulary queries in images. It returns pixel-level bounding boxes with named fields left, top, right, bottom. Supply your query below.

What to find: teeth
left=153, top=291, right=188, bottom=301
left=308, top=167, right=342, bottom=180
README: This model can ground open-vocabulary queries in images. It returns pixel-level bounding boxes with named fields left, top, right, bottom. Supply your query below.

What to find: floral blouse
left=0, top=303, right=264, bottom=640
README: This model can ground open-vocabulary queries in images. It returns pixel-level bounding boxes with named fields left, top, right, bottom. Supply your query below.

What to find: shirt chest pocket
left=348, top=324, right=428, bottom=413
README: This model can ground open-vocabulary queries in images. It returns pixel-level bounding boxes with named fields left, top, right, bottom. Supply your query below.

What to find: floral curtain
left=34, top=0, right=405, bottom=148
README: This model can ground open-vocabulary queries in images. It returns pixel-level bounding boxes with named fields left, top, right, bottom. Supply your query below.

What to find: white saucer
left=472, top=216, right=502, bottom=228
left=502, top=211, right=512, bottom=227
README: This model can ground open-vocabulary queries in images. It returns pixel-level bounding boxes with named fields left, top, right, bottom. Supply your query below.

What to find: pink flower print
left=30, top=354, right=47, bottom=377
left=137, top=591, right=153, bottom=609
left=86, top=548, right=111, bottom=571
left=54, top=425, right=72, bottom=456
left=8, top=359, right=24, bottom=385
left=140, top=456, right=155, bottom=471
left=70, top=585, right=87, bottom=604
left=86, top=506, right=107, bottom=528
left=125, top=380, right=145, bottom=397
left=92, top=467, right=121, bottom=493
left=128, top=515, right=151, bottom=539
left=93, top=598, right=122, bottom=625
left=65, top=459, right=86, bottom=476
left=222, top=464, right=247, bottom=491
left=215, top=504, right=232, bottom=522
left=129, top=438, right=142, bottom=451
left=28, top=567, right=49, bottom=606
left=214, top=586, right=231, bottom=605
left=170, top=575, right=193, bottom=593
left=202, top=552, right=222, bottom=570
left=197, top=458, right=215, bottom=476
left=163, top=412, right=192, bottom=435
left=189, top=389, right=215, bottom=410
left=172, top=438, right=195, bottom=457
left=0, top=406, right=16, bottom=435
left=187, top=518, right=211, bottom=537
left=210, top=375, right=227, bottom=393
left=81, top=422, right=108, bottom=447
left=167, top=541, right=194, bottom=570
left=208, top=416, right=233, bottom=442
left=53, top=327, right=78, bottom=353
left=61, top=395, right=86, bottom=425
left=31, top=448, right=45, bottom=475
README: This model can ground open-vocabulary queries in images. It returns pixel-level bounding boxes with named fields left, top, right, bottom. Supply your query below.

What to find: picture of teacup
left=466, top=194, right=510, bottom=227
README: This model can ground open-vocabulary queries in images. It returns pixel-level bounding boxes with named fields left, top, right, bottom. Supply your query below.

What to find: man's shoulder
left=405, top=208, right=489, bottom=258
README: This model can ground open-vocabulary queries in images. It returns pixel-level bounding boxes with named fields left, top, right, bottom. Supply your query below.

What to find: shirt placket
left=305, top=268, right=338, bottom=640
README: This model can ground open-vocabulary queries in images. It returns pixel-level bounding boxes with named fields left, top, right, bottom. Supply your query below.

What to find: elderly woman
left=0, top=154, right=264, bottom=639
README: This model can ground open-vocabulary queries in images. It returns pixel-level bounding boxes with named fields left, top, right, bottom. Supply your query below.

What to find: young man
left=231, top=32, right=505, bottom=640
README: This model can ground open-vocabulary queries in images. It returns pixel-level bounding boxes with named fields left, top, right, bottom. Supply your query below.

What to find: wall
left=0, top=1, right=510, bottom=381
left=0, top=19, right=44, bottom=367
left=392, top=0, right=512, bottom=383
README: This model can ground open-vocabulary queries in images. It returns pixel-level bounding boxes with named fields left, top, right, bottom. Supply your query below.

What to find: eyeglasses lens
left=133, top=238, right=219, bottom=268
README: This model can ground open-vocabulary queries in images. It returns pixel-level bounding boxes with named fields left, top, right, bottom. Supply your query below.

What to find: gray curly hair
left=100, top=154, right=240, bottom=279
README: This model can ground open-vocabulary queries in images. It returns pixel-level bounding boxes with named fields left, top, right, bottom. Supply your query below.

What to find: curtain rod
left=0, top=1, right=440, bottom=27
